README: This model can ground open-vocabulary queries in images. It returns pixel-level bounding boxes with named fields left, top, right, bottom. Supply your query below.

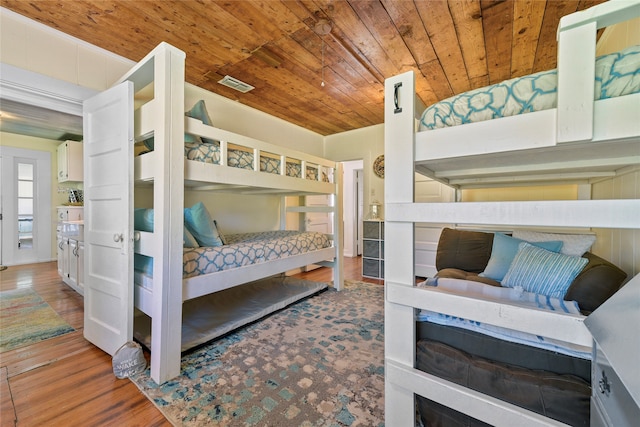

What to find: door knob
left=113, top=233, right=124, bottom=242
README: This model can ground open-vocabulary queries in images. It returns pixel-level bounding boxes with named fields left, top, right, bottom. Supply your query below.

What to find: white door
left=83, top=81, right=134, bottom=356
left=0, top=148, right=51, bottom=266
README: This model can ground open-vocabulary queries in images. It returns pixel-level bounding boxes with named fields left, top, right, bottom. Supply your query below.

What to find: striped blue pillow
left=502, top=243, right=588, bottom=299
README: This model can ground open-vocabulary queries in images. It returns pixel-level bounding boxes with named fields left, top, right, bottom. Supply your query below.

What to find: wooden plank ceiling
left=3, top=0, right=606, bottom=136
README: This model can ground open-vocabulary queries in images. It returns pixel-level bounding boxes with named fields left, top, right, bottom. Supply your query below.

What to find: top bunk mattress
left=419, top=45, right=640, bottom=131
left=138, top=139, right=329, bottom=182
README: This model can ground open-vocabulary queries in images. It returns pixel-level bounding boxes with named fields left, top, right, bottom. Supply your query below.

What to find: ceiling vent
left=218, top=75, right=255, bottom=93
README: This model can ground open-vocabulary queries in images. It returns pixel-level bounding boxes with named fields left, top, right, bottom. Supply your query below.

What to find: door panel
left=83, top=81, right=134, bottom=356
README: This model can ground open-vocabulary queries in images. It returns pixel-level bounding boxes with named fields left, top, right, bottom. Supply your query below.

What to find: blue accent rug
left=131, top=280, right=385, bottom=426
left=0, top=288, right=75, bottom=352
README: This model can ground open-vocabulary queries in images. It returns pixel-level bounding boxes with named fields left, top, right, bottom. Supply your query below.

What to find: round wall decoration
left=373, top=154, right=385, bottom=178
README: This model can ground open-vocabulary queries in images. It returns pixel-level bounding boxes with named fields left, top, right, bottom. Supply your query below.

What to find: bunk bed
left=84, top=43, right=343, bottom=385
left=383, top=1, right=640, bottom=426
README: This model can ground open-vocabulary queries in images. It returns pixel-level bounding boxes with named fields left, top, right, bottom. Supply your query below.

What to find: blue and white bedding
left=184, top=141, right=326, bottom=181
left=415, top=278, right=591, bottom=359
left=419, top=44, right=640, bottom=131
left=182, top=230, right=330, bottom=279
left=135, top=230, right=330, bottom=286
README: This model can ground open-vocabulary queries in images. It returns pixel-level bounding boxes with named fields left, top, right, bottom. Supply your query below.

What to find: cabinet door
left=57, top=143, right=68, bottom=182
left=62, top=238, right=70, bottom=280
left=68, top=239, right=79, bottom=289
left=77, top=242, right=84, bottom=293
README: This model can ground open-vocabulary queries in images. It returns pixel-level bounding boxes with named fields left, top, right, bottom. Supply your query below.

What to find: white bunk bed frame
left=84, top=43, right=343, bottom=385
left=383, top=1, right=640, bottom=426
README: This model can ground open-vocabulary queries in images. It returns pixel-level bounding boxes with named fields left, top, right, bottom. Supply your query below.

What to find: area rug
left=132, top=280, right=385, bottom=426
left=0, top=288, right=75, bottom=352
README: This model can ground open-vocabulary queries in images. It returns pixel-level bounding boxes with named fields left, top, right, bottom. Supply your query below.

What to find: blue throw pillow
left=480, top=233, right=563, bottom=281
left=134, top=208, right=154, bottom=232
left=186, top=100, right=216, bottom=144
left=184, top=202, right=224, bottom=247
left=502, top=243, right=589, bottom=299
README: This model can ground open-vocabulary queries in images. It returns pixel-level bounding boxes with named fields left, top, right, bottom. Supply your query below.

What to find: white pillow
left=512, top=230, right=595, bottom=257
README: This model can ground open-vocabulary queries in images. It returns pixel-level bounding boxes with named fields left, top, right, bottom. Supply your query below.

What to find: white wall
left=0, top=8, right=132, bottom=91
left=324, top=124, right=384, bottom=220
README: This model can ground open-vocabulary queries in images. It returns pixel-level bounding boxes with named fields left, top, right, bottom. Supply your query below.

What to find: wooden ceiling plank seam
left=480, top=0, right=514, bottom=85
left=418, top=60, right=454, bottom=101
left=116, top=1, right=242, bottom=68
left=348, top=0, right=415, bottom=75
left=531, top=0, right=581, bottom=74
left=287, top=1, right=387, bottom=88
left=349, top=0, right=441, bottom=108
left=448, top=0, right=489, bottom=88
left=247, top=0, right=308, bottom=36
left=214, top=0, right=291, bottom=43
left=179, top=1, right=266, bottom=60
left=301, top=0, right=392, bottom=83
left=263, top=38, right=384, bottom=119
left=510, top=0, right=547, bottom=77
left=379, top=0, right=443, bottom=105
left=380, top=0, right=439, bottom=65
left=415, top=0, right=471, bottom=94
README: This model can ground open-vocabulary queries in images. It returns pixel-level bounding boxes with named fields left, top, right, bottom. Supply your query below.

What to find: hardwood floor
left=0, top=257, right=380, bottom=426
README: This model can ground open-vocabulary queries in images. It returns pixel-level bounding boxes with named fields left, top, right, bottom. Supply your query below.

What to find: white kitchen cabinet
left=57, top=206, right=84, bottom=222
left=56, top=216, right=84, bottom=295
left=57, top=140, right=83, bottom=182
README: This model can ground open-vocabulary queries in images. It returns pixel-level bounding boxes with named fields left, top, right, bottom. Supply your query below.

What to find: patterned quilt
left=419, top=44, right=640, bottom=131
left=182, top=230, right=331, bottom=279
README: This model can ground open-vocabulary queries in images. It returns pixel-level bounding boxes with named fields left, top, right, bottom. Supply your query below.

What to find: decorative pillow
left=502, top=243, right=588, bottom=299
left=479, top=233, right=563, bottom=282
left=183, top=226, right=199, bottom=248
left=134, top=208, right=154, bottom=232
left=184, top=202, right=224, bottom=247
left=512, top=230, right=596, bottom=257
left=435, top=228, right=494, bottom=273
left=213, top=219, right=227, bottom=245
left=185, top=100, right=216, bottom=144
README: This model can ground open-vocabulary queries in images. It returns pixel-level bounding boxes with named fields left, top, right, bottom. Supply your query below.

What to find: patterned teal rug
left=131, top=280, right=385, bottom=426
left=0, top=288, right=75, bottom=352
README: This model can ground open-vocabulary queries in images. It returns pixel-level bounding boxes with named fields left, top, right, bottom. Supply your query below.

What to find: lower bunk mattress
left=415, top=321, right=591, bottom=427
left=135, top=230, right=331, bottom=283
left=135, top=275, right=328, bottom=352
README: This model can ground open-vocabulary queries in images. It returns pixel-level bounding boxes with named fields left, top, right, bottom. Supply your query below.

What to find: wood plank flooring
left=0, top=257, right=380, bottom=426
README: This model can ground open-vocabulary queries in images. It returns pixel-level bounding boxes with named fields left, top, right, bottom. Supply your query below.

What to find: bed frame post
left=384, top=71, right=417, bottom=425
left=150, top=44, right=185, bottom=384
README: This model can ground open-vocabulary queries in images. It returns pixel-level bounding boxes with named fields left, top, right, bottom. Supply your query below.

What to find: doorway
left=341, top=160, right=364, bottom=257
left=0, top=147, right=52, bottom=266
